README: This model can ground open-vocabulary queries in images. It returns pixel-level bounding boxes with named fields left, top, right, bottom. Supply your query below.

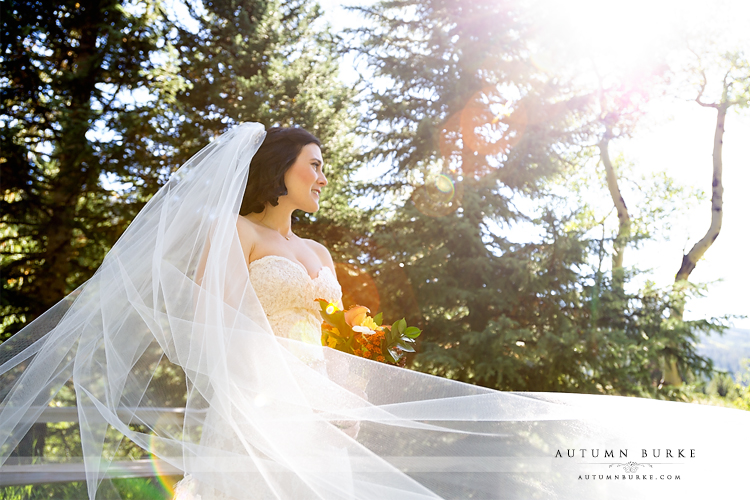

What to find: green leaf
left=404, top=326, right=422, bottom=339
left=394, top=318, right=407, bottom=335
left=383, top=325, right=396, bottom=344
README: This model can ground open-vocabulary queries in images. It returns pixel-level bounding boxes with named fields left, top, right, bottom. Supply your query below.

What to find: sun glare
left=532, top=0, right=677, bottom=75
left=532, top=0, right=748, bottom=78
left=573, top=1, right=665, bottom=65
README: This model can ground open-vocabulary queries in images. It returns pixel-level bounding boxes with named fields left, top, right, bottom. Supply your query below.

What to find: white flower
left=352, top=325, right=377, bottom=335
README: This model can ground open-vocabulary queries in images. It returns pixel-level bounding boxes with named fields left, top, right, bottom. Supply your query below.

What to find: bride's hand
left=337, top=420, right=360, bottom=440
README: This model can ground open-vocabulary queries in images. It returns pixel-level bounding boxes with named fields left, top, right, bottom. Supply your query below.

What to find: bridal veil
left=1, top=123, right=747, bottom=499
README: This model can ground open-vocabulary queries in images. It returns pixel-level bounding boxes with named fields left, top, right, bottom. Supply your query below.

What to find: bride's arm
left=235, top=216, right=257, bottom=266
left=194, top=237, right=210, bottom=287
left=194, top=218, right=254, bottom=285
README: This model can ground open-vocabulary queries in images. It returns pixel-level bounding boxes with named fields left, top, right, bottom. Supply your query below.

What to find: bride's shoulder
left=236, top=215, right=259, bottom=234
left=236, top=216, right=260, bottom=241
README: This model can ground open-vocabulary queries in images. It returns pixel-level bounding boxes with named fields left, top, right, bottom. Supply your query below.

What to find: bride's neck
left=247, top=205, right=293, bottom=234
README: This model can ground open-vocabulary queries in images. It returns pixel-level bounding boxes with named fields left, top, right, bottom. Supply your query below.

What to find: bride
left=236, top=127, right=344, bottom=346
left=0, top=123, right=748, bottom=500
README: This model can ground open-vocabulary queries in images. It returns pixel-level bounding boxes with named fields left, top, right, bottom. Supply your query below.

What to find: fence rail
left=0, top=458, right=182, bottom=486
left=1, top=406, right=188, bottom=486
left=28, top=405, right=193, bottom=425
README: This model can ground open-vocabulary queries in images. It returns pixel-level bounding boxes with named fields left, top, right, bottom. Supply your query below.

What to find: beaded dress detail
left=248, top=255, right=342, bottom=344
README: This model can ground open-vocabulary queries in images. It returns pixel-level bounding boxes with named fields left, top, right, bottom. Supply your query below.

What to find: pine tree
left=350, top=0, right=598, bottom=391
left=1, top=0, right=360, bottom=464
left=1, top=0, right=172, bottom=339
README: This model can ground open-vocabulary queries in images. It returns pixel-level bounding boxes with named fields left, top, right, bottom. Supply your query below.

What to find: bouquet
left=315, top=299, right=422, bottom=365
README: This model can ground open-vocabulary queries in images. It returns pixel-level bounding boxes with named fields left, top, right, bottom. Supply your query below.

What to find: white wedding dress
left=248, top=255, right=342, bottom=345
left=1, top=123, right=748, bottom=500
left=174, top=255, right=343, bottom=500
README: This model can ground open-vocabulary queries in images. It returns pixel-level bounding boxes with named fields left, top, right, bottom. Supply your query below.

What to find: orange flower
left=344, top=305, right=370, bottom=328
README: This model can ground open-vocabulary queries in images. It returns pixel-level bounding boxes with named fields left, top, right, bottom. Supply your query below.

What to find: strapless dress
left=247, top=255, right=342, bottom=345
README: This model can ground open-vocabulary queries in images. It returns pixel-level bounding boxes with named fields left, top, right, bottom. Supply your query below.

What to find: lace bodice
left=248, top=255, right=342, bottom=345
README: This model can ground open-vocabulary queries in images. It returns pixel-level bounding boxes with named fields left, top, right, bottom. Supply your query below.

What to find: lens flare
left=438, top=87, right=529, bottom=180
left=460, top=86, right=528, bottom=159
left=530, top=49, right=559, bottom=74
left=435, top=174, right=455, bottom=195
left=335, top=262, right=381, bottom=313
left=148, top=432, right=178, bottom=498
left=411, top=170, right=461, bottom=218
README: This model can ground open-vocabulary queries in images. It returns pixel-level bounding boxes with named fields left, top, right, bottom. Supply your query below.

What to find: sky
left=312, top=0, right=750, bottom=329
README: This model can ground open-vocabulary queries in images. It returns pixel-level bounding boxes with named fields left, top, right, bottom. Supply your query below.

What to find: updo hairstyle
left=239, top=126, right=321, bottom=216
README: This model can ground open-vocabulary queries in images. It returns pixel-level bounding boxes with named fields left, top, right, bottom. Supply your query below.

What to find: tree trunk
left=675, top=104, right=726, bottom=282
left=665, top=103, right=727, bottom=386
left=599, top=136, right=631, bottom=295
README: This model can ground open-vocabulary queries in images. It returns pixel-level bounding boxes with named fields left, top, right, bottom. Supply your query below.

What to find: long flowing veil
left=1, top=123, right=747, bottom=499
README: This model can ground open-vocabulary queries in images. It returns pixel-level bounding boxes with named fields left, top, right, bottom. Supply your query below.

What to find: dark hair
left=239, top=127, right=321, bottom=216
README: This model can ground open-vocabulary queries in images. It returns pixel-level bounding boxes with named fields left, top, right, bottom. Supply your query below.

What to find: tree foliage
left=350, top=0, right=720, bottom=397
left=1, top=0, right=360, bottom=466
left=166, top=0, right=361, bottom=247
left=1, top=0, right=171, bottom=339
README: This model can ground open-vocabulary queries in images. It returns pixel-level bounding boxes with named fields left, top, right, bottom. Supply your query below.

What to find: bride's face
left=283, top=143, right=327, bottom=212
